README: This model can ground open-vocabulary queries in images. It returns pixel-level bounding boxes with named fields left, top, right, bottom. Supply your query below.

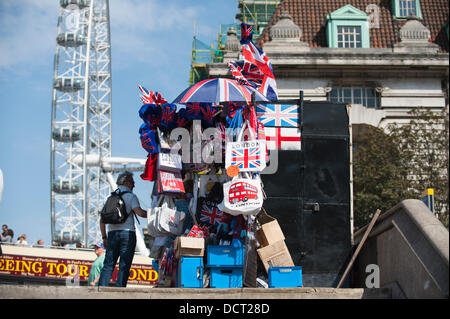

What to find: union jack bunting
left=256, top=104, right=299, bottom=127
left=227, top=23, right=278, bottom=101
left=138, top=85, right=167, bottom=105
left=230, top=147, right=263, bottom=170
left=265, top=127, right=301, bottom=150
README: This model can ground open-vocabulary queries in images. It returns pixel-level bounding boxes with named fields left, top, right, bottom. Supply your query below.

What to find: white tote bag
left=218, top=172, right=263, bottom=216
left=158, top=196, right=186, bottom=236
left=225, top=120, right=266, bottom=172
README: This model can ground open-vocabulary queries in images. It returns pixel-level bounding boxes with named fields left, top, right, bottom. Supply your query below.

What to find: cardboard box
left=257, top=240, right=294, bottom=273
left=256, top=209, right=285, bottom=247
left=175, top=236, right=205, bottom=259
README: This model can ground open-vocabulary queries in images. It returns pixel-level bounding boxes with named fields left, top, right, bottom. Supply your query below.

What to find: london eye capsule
left=52, top=127, right=81, bottom=142
left=56, top=32, right=86, bottom=47
left=60, top=0, right=90, bottom=9
left=52, top=179, right=81, bottom=194
left=53, top=77, right=84, bottom=92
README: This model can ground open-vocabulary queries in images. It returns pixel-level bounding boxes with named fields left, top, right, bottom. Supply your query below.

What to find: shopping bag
left=218, top=172, right=263, bottom=216
left=158, top=170, right=185, bottom=194
left=159, top=197, right=186, bottom=236
left=225, top=120, right=266, bottom=172
left=158, top=152, right=182, bottom=172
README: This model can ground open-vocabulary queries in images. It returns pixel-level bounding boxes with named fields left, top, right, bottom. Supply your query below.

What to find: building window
left=328, top=87, right=380, bottom=108
left=327, top=5, right=370, bottom=48
left=337, top=26, right=362, bottom=48
left=393, top=0, right=422, bottom=19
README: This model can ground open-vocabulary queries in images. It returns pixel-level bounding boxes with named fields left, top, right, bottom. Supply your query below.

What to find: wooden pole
left=336, top=209, right=381, bottom=288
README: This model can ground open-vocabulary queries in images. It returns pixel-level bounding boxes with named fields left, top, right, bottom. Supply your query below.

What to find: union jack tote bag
left=225, top=120, right=266, bottom=172
left=218, top=172, right=263, bottom=216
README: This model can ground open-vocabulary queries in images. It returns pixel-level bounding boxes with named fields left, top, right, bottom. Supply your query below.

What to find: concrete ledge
left=0, top=285, right=391, bottom=299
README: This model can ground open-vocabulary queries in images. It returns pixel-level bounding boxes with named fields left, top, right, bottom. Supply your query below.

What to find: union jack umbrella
left=256, top=104, right=299, bottom=127
left=265, top=127, right=301, bottom=150
left=172, top=78, right=268, bottom=104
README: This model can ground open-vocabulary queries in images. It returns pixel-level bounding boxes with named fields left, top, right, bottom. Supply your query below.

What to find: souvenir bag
left=218, top=172, right=263, bottom=216
left=158, top=151, right=182, bottom=172
left=158, top=170, right=185, bottom=194
left=225, top=120, right=266, bottom=172
left=197, top=197, right=232, bottom=232
left=148, top=196, right=186, bottom=237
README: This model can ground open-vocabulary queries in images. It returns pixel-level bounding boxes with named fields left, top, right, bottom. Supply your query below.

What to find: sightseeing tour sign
left=0, top=245, right=157, bottom=286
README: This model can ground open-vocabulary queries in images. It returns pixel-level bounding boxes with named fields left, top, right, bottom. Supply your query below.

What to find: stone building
left=209, top=0, right=449, bottom=132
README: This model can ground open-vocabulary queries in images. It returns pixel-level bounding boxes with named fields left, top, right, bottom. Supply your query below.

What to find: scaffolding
left=189, top=0, right=278, bottom=85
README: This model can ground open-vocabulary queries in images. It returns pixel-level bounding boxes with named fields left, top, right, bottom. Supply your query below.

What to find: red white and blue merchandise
left=139, top=123, right=158, bottom=154
left=172, top=78, right=268, bottom=104
left=229, top=147, right=263, bottom=170
left=265, top=127, right=301, bottom=150
left=256, top=104, right=298, bottom=127
left=227, top=23, right=278, bottom=101
left=199, top=199, right=232, bottom=231
left=138, top=85, right=167, bottom=105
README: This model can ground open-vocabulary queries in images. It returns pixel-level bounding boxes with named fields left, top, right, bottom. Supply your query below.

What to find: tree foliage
left=353, top=107, right=449, bottom=230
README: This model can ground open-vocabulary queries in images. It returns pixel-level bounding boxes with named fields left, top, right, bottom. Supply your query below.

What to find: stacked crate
left=207, top=244, right=245, bottom=288
left=175, top=237, right=205, bottom=288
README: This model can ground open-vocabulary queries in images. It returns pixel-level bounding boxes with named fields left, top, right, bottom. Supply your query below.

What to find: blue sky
left=0, top=0, right=238, bottom=246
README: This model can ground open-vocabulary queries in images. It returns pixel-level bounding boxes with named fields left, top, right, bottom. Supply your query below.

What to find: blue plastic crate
left=268, top=266, right=302, bottom=288
left=210, top=268, right=243, bottom=288
left=177, top=257, right=203, bottom=288
left=207, top=244, right=245, bottom=268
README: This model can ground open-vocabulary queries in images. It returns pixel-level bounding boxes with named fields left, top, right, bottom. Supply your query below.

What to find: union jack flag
left=227, top=23, right=278, bottom=101
left=256, top=104, right=299, bottom=127
left=138, top=85, right=167, bottom=105
left=199, top=201, right=232, bottom=228
left=231, top=147, right=262, bottom=170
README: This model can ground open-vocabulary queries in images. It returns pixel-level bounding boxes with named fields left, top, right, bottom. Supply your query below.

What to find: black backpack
left=100, top=189, right=132, bottom=224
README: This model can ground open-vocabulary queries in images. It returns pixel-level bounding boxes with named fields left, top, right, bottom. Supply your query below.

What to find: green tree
left=353, top=107, right=449, bottom=230
left=388, top=107, right=449, bottom=228
left=353, top=126, right=415, bottom=230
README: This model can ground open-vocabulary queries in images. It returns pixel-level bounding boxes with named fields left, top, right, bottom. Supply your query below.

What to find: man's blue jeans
left=98, top=230, right=136, bottom=287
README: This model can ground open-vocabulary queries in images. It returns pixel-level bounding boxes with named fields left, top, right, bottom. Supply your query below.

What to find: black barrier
left=261, top=100, right=351, bottom=287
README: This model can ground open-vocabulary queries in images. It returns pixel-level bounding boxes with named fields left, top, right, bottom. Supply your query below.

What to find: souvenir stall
left=137, top=23, right=302, bottom=289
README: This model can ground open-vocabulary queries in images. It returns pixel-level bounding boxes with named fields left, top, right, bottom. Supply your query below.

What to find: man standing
left=98, top=172, right=147, bottom=287
left=88, top=242, right=105, bottom=286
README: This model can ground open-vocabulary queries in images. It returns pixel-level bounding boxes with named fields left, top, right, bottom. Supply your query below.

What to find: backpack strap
left=116, top=189, right=141, bottom=225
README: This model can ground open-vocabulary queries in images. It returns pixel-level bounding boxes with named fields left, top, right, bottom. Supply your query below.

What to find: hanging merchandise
left=148, top=196, right=186, bottom=237
left=139, top=103, right=162, bottom=128
left=197, top=198, right=233, bottom=232
left=201, top=104, right=218, bottom=127
left=158, top=170, right=185, bottom=194
left=160, top=103, right=179, bottom=129
left=225, top=107, right=244, bottom=143
left=139, top=123, right=159, bottom=155
left=141, top=153, right=158, bottom=182
left=199, top=173, right=227, bottom=198
left=218, top=172, right=263, bottom=216
left=225, top=120, right=266, bottom=172
left=185, top=102, right=205, bottom=120
left=158, top=151, right=182, bottom=172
